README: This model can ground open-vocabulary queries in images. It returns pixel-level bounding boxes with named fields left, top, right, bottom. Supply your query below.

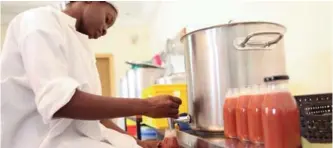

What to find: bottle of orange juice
left=248, top=85, right=266, bottom=144
left=236, top=87, right=251, bottom=141
left=223, top=88, right=239, bottom=138
left=262, top=75, right=301, bottom=148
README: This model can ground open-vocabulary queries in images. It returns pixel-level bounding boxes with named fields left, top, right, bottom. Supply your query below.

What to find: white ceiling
left=0, top=1, right=162, bottom=27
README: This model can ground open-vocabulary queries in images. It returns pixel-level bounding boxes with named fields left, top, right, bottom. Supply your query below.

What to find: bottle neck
left=267, top=80, right=289, bottom=91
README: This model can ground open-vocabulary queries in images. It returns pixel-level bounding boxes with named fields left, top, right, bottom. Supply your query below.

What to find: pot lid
left=125, top=61, right=164, bottom=69
left=181, top=21, right=286, bottom=42
left=264, top=75, right=289, bottom=82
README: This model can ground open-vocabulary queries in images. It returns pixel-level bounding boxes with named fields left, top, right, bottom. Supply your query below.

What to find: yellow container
left=126, top=119, right=136, bottom=126
left=141, top=84, right=188, bottom=129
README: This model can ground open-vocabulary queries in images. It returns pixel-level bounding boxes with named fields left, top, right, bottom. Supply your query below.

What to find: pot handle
left=234, top=31, right=284, bottom=50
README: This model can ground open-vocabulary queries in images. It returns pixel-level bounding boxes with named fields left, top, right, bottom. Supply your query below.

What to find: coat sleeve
left=19, top=28, right=81, bottom=124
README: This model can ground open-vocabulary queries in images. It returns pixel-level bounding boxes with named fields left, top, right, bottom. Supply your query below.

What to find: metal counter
left=156, top=129, right=263, bottom=148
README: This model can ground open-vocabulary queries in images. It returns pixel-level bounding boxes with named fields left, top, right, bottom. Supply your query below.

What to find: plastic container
left=141, top=84, right=188, bottom=129
left=236, top=87, right=251, bottom=141
left=295, top=93, right=332, bottom=143
left=141, top=126, right=158, bottom=140
left=262, top=75, right=301, bottom=148
left=247, top=85, right=265, bottom=144
left=127, top=125, right=137, bottom=137
left=223, top=88, right=239, bottom=138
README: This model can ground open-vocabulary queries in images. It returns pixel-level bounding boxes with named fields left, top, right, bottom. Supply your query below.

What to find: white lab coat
left=0, top=6, right=141, bottom=148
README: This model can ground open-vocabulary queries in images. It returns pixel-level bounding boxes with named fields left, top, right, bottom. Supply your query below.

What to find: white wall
left=150, top=1, right=333, bottom=95
left=233, top=1, right=333, bottom=95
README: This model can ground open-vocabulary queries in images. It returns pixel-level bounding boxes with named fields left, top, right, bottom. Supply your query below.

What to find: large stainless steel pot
left=119, top=76, right=129, bottom=98
left=181, top=21, right=287, bottom=132
left=126, top=62, right=165, bottom=98
left=126, top=70, right=137, bottom=98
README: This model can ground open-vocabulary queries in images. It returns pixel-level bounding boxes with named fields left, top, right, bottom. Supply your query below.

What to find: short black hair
left=66, top=1, right=118, bottom=14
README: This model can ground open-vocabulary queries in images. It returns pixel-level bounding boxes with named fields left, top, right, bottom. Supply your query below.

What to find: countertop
left=155, top=129, right=332, bottom=148
left=155, top=129, right=262, bottom=148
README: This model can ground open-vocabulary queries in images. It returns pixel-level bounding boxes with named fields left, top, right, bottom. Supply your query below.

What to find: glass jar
left=223, top=88, right=239, bottom=138
left=261, top=75, right=301, bottom=148
left=236, top=87, right=251, bottom=141
left=247, top=84, right=266, bottom=144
